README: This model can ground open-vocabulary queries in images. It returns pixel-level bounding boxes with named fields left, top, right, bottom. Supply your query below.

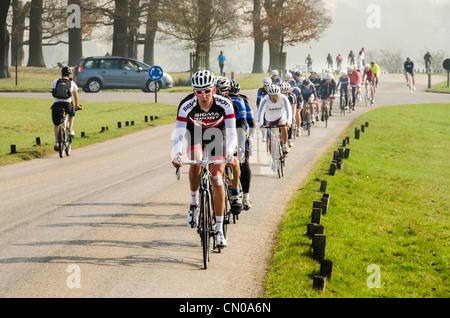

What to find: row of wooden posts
left=310, top=121, right=369, bottom=293
left=9, top=115, right=160, bottom=154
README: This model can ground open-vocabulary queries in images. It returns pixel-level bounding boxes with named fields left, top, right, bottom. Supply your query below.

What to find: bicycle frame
left=58, top=111, right=72, bottom=158
left=264, top=126, right=286, bottom=178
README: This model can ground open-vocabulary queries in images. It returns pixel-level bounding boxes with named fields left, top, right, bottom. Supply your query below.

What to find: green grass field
left=264, top=103, right=449, bottom=298
left=427, top=79, right=450, bottom=93
left=0, top=97, right=178, bottom=165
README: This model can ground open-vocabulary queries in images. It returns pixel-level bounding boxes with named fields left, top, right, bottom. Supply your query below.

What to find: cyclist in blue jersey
left=336, top=71, right=351, bottom=109
left=271, top=70, right=282, bottom=85
left=309, top=70, right=321, bottom=122
left=300, top=79, right=317, bottom=130
left=404, top=57, right=415, bottom=91
left=257, top=77, right=272, bottom=142
left=229, top=80, right=255, bottom=211
left=215, top=77, right=246, bottom=215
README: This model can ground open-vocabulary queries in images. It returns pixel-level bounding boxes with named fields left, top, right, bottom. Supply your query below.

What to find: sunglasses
left=194, top=88, right=213, bottom=95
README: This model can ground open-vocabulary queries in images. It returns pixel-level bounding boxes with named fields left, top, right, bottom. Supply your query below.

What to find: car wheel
left=146, top=80, right=161, bottom=93
left=86, top=78, right=102, bottom=93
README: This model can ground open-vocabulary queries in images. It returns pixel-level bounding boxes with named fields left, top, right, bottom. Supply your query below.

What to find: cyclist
left=326, top=53, right=333, bottom=70
left=229, top=80, right=255, bottom=211
left=362, top=64, right=375, bottom=104
left=424, top=51, right=432, bottom=72
left=300, top=79, right=317, bottom=130
left=319, top=73, right=336, bottom=121
left=172, top=70, right=237, bottom=248
left=305, top=54, right=313, bottom=72
left=370, top=61, right=380, bottom=87
left=336, top=71, right=351, bottom=109
left=257, top=85, right=292, bottom=171
left=347, top=66, right=360, bottom=110
left=404, top=57, right=416, bottom=91
left=309, top=70, right=321, bottom=122
left=51, top=66, right=82, bottom=151
left=348, top=50, right=355, bottom=66
left=271, top=70, right=282, bottom=85
left=336, top=54, right=343, bottom=72
left=280, top=81, right=296, bottom=148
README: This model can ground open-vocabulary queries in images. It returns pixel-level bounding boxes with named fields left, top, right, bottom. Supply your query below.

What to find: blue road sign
left=149, top=65, right=164, bottom=81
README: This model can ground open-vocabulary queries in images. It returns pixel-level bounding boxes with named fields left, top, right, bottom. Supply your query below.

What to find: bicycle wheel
left=58, top=126, right=65, bottom=158
left=65, top=133, right=72, bottom=156
left=325, top=105, right=329, bottom=128
left=306, top=112, right=311, bottom=136
left=200, top=192, right=211, bottom=269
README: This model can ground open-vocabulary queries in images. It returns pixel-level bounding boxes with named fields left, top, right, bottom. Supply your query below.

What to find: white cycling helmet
left=191, top=70, right=215, bottom=89
left=271, top=70, right=279, bottom=76
left=341, top=71, right=347, bottom=76
left=262, top=77, right=272, bottom=86
left=267, top=84, right=280, bottom=95
left=280, top=81, right=290, bottom=94
left=364, top=64, right=370, bottom=69
left=215, top=76, right=230, bottom=93
left=347, top=67, right=353, bottom=72
left=284, top=72, right=292, bottom=80
left=323, top=73, right=332, bottom=80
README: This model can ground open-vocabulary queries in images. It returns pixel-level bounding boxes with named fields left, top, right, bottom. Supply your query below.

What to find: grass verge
left=0, top=97, right=177, bottom=166
left=264, top=103, right=449, bottom=298
left=427, top=78, right=450, bottom=94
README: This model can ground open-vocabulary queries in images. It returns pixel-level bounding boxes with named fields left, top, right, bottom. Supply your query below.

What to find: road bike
left=176, top=156, right=227, bottom=269
left=223, top=165, right=239, bottom=230
left=265, top=125, right=286, bottom=178
left=302, top=102, right=313, bottom=136
left=58, top=105, right=82, bottom=158
left=323, top=97, right=334, bottom=128
left=365, top=82, right=375, bottom=106
left=339, top=90, right=349, bottom=117
left=406, top=73, right=414, bottom=94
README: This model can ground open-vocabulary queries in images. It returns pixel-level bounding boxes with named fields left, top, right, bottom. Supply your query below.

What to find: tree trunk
left=68, top=0, right=83, bottom=66
left=27, top=0, right=46, bottom=67
left=0, top=0, right=11, bottom=77
left=112, top=0, right=129, bottom=57
left=252, top=0, right=264, bottom=73
left=11, top=0, right=26, bottom=67
left=127, top=0, right=140, bottom=59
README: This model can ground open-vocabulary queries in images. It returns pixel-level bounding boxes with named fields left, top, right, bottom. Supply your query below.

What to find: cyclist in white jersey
left=257, top=85, right=292, bottom=170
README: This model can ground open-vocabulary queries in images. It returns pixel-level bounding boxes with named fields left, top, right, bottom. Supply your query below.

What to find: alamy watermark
left=67, top=4, right=81, bottom=29
left=367, top=4, right=381, bottom=29
left=366, top=264, right=381, bottom=288
left=66, top=264, right=81, bottom=289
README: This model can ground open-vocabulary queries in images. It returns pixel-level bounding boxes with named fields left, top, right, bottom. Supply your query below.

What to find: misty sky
left=23, top=0, right=450, bottom=73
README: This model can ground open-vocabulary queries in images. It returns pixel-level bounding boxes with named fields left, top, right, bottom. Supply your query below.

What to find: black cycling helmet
left=62, top=66, right=72, bottom=76
left=303, top=79, right=310, bottom=85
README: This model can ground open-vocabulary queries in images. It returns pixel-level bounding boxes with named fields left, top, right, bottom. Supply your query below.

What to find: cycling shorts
left=404, top=69, right=415, bottom=75
left=302, top=95, right=315, bottom=104
left=51, top=102, right=75, bottom=126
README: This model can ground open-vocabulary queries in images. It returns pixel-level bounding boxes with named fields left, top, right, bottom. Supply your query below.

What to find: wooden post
left=313, top=276, right=326, bottom=292
left=321, top=194, right=329, bottom=215
left=333, top=150, right=339, bottom=161
left=36, top=137, right=41, bottom=146
left=355, top=128, right=360, bottom=139
left=337, top=158, right=343, bottom=170
left=131, top=121, right=135, bottom=126
left=346, top=136, right=350, bottom=145
left=329, top=162, right=337, bottom=175
left=145, top=116, right=148, bottom=122
left=311, top=208, right=322, bottom=224
left=81, top=132, right=85, bottom=137
left=10, top=145, right=16, bottom=154
left=118, top=122, right=122, bottom=128
left=320, top=259, right=333, bottom=280
left=344, top=148, right=351, bottom=159
left=307, top=223, right=323, bottom=239
left=313, top=234, right=326, bottom=262
left=150, top=116, right=154, bottom=121
left=365, top=122, right=369, bottom=127
left=361, top=124, right=365, bottom=133
left=319, top=180, right=327, bottom=193
left=338, top=148, right=344, bottom=159
left=343, top=138, right=347, bottom=147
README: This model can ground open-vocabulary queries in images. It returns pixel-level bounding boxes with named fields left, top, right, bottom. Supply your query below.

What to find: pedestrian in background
left=218, top=51, right=226, bottom=76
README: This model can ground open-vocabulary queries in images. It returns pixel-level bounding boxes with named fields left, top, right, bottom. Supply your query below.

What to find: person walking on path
left=218, top=51, right=226, bottom=76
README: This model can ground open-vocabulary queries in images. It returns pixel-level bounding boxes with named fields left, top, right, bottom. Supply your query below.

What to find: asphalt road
left=0, top=74, right=448, bottom=297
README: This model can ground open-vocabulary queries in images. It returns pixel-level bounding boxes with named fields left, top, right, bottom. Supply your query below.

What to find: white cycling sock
left=190, top=190, right=198, bottom=206
left=215, top=216, right=223, bottom=233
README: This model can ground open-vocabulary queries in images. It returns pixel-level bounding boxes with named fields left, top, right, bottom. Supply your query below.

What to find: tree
left=0, top=0, right=11, bottom=77
left=251, top=0, right=264, bottom=73
left=10, top=0, right=30, bottom=67
left=27, top=0, right=46, bottom=67
left=160, top=0, right=243, bottom=70
left=259, top=0, right=331, bottom=72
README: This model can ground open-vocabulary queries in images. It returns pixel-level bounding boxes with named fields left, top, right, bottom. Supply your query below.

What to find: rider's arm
left=257, top=97, right=268, bottom=127
left=223, top=99, right=237, bottom=157
left=282, top=95, right=292, bottom=125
